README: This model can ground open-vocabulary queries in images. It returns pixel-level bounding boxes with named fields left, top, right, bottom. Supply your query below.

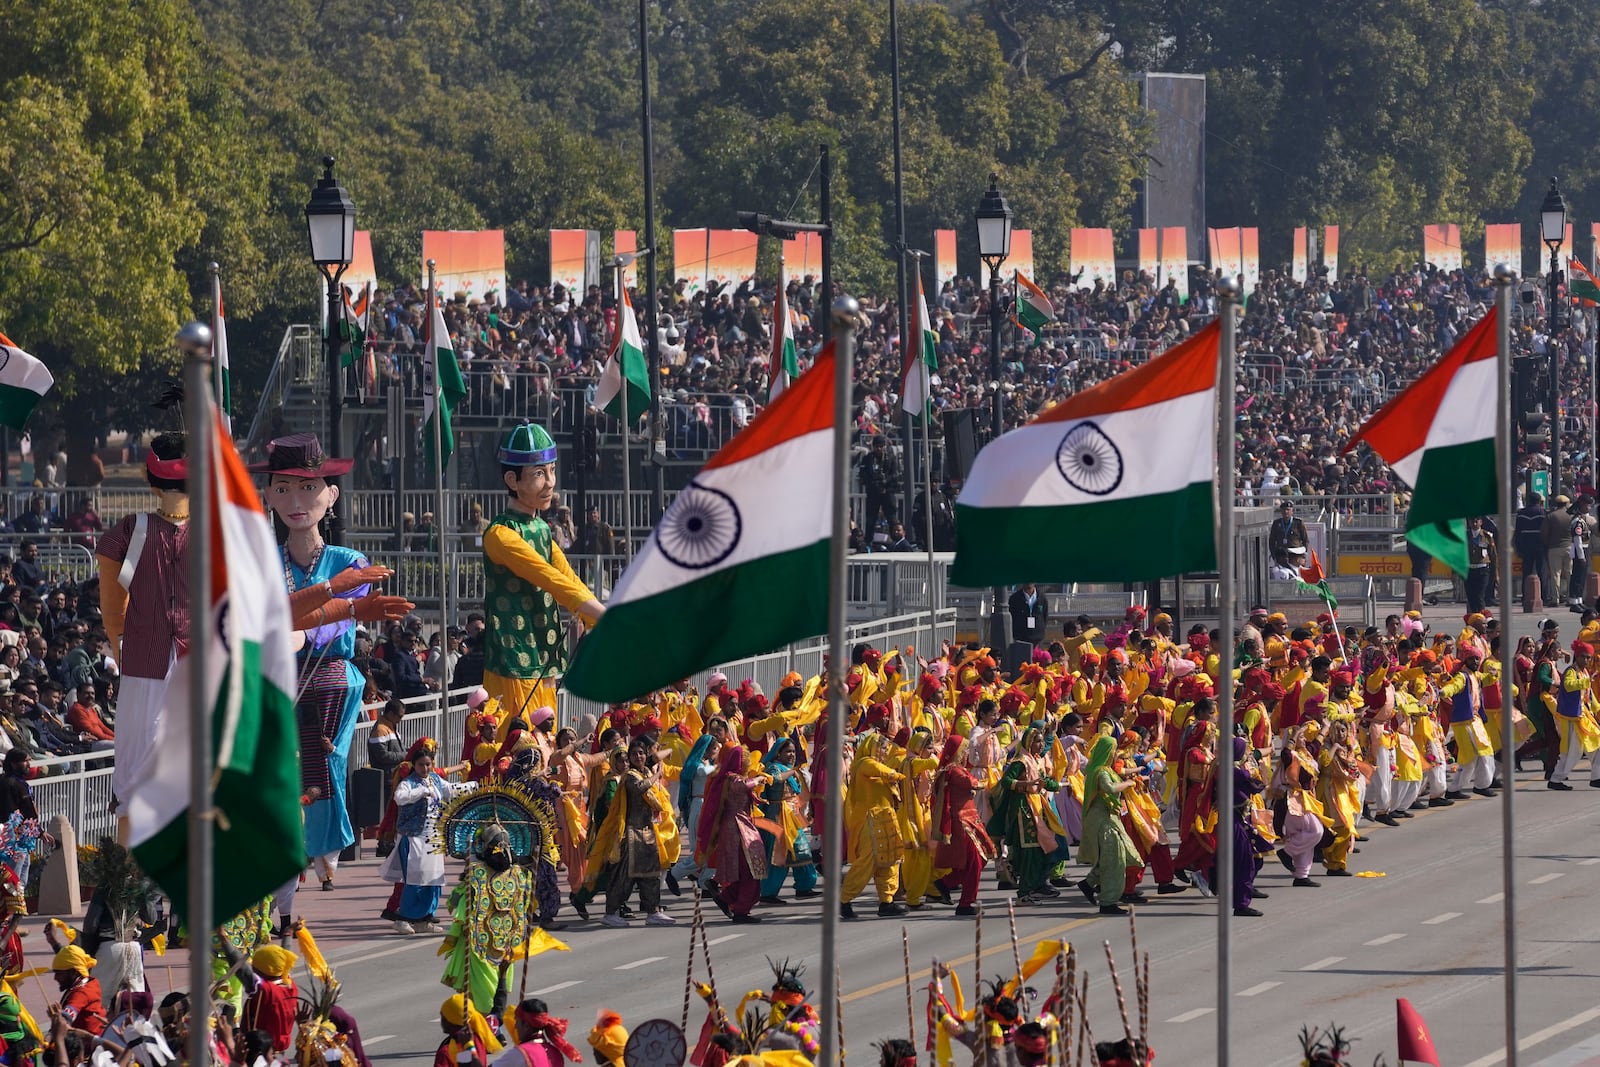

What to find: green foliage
left=0, top=0, right=1592, bottom=436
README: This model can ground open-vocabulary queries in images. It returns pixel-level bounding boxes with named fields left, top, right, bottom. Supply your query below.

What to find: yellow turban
left=441, top=995, right=502, bottom=1056
left=52, top=945, right=95, bottom=975
left=588, top=1011, right=628, bottom=1066
left=250, top=945, right=297, bottom=979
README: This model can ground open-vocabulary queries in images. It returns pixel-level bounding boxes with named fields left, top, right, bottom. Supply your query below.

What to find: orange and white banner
left=934, top=229, right=958, bottom=292
left=1069, top=228, right=1115, bottom=285
left=1138, top=229, right=1160, bottom=278
left=549, top=229, right=587, bottom=295
left=706, top=230, right=759, bottom=294
left=423, top=230, right=505, bottom=303
left=672, top=229, right=709, bottom=298
left=1009, top=230, right=1034, bottom=282
left=1242, top=227, right=1260, bottom=293
left=1208, top=227, right=1243, bottom=279
left=1324, top=226, right=1340, bottom=279
left=346, top=232, right=378, bottom=297
left=1292, top=227, right=1309, bottom=283
left=1484, top=223, right=1522, bottom=275
left=1160, top=227, right=1189, bottom=299
left=614, top=230, right=637, bottom=289
left=781, top=231, right=823, bottom=280
left=1423, top=224, right=1462, bottom=273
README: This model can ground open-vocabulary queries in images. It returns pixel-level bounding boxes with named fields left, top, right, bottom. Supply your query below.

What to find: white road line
left=1477, top=893, right=1506, bottom=904
left=532, top=981, right=584, bottom=995
left=1422, top=912, right=1462, bottom=925
left=707, top=934, right=745, bottom=946
left=323, top=941, right=432, bottom=968
left=615, top=956, right=668, bottom=970
left=1364, top=933, right=1406, bottom=946
left=1530, top=872, right=1566, bottom=884
left=1460, top=1005, right=1600, bottom=1067
left=1578, top=858, right=1600, bottom=866
left=1238, top=981, right=1281, bottom=997
left=1166, top=1008, right=1215, bottom=1024
left=1302, top=956, right=1345, bottom=971
left=363, top=1037, right=396, bottom=1047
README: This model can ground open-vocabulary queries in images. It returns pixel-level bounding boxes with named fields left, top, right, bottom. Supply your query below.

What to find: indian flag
left=339, top=284, right=370, bottom=368
left=564, top=345, right=836, bottom=702
left=950, top=321, right=1220, bottom=585
left=595, top=283, right=651, bottom=424
left=128, top=401, right=303, bottom=924
left=1343, top=307, right=1498, bottom=575
left=768, top=265, right=801, bottom=403
left=1016, top=271, right=1053, bottom=335
left=0, top=333, right=53, bottom=432
left=901, top=266, right=938, bottom=417
left=424, top=294, right=467, bottom=470
left=212, top=280, right=232, bottom=437
left=1571, top=258, right=1600, bottom=306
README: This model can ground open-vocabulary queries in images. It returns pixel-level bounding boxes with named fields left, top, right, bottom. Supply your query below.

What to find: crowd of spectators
left=354, top=260, right=1598, bottom=531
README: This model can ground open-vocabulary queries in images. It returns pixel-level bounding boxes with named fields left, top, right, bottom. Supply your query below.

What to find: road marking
left=1578, top=858, right=1600, bottom=866
left=1364, top=933, right=1406, bottom=946
left=1460, top=1005, right=1600, bottom=1067
left=323, top=941, right=431, bottom=968
left=532, top=981, right=584, bottom=995
left=615, top=956, right=668, bottom=970
left=1166, top=1008, right=1215, bottom=1024
left=1530, top=872, right=1566, bottom=884
left=1238, top=981, right=1281, bottom=997
left=842, top=914, right=1100, bottom=1004
left=1422, top=912, right=1462, bottom=925
left=1477, top=893, right=1505, bottom=904
left=707, top=933, right=744, bottom=946
left=1302, top=956, right=1345, bottom=971
left=363, top=1037, right=396, bottom=1047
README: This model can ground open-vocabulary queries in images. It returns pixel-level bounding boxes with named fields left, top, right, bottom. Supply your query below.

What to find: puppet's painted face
left=267, top=474, right=337, bottom=532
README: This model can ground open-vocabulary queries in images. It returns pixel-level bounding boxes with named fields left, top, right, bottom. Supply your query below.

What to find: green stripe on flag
left=950, top=481, right=1216, bottom=586
left=564, top=540, right=829, bottom=703
left=1405, top=437, right=1496, bottom=528
left=1406, top=518, right=1469, bottom=578
left=0, top=384, right=43, bottom=432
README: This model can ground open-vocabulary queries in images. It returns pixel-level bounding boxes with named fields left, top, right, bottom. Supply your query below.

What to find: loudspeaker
left=349, top=766, right=389, bottom=828
left=1004, top=641, right=1034, bottom=677
left=943, top=409, right=979, bottom=482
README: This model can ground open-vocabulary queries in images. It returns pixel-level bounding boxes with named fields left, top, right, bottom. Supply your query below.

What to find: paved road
left=19, top=763, right=1600, bottom=1065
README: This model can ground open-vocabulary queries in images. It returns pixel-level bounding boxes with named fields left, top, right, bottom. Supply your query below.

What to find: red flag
left=1397, top=998, right=1440, bottom=1066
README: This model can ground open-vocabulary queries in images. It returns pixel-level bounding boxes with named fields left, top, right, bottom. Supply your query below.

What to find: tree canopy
left=0, top=0, right=1590, bottom=431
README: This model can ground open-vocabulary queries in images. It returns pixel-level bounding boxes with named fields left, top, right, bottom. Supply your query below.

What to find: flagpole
left=911, top=251, right=940, bottom=659
left=1214, top=276, right=1240, bottom=1067
left=615, top=262, right=634, bottom=564
left=1494, top=265, right=1520, bottom=1067
left=819, top=295, right=857, bottom=1067
left=209, top=263, right=227, bottom=434
left=178, top=319, right=215, bottom=1067
left=427, top=259, right=451, bottom=668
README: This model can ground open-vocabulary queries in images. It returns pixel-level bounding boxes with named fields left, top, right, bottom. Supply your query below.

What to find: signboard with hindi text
left=423, top=230, right=506, bottom=303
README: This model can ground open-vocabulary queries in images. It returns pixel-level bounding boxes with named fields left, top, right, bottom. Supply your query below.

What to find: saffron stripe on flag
left=1036, top=320, right=1218, bottom=423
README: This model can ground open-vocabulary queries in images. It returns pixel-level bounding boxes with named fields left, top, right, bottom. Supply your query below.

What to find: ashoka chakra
left=1054, top=421, right=1124, bottom=496
left=655, top=481, right=742, bottom=570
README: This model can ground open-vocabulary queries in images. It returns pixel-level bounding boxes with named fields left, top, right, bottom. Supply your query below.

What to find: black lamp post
left=975, top=174, right=1013, bottom=652
left=303, top=156, right=357, bottom=540
left=1540, top=177, right=1568, bottom=502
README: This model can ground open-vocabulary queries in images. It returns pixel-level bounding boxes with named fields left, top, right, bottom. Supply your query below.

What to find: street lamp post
left=975, top=174, right=1013, bottom=654
left=1541, top=176, right=1568, bottom=502
left=304, top=156, right=357, bottom=540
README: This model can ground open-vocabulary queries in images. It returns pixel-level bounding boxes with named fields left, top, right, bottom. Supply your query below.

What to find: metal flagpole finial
left=208, top=261, right=220, bottom=275
left=176, top=321, right=213, bottom=358
left=832, top=294, right=861, bottom=328
left=1215, top=275, right=1241, bottom=301
left=427, top=258, right=437, bottom=270
left=1494, top=263, right=1518, bottom=284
